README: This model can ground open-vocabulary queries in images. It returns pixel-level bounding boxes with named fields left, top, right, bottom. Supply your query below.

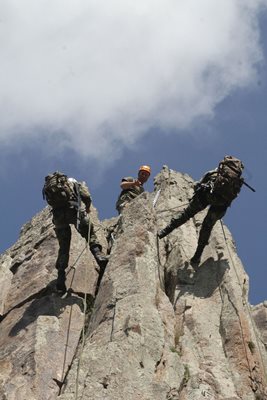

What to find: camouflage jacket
left=194, top=169, right=238, bottom=207
left=68, top=178, right=92, bottom=211
left=116, top=176, right=144, bottom=212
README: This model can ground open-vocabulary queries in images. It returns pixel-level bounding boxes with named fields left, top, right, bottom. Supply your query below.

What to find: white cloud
left=0, top=0, right=266, bottom=161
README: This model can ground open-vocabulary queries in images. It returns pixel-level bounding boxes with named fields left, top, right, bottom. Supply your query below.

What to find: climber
left=116, top=165, right=151, bottom=214
left=42, top=172, right=108, bottom=293
left=158, top=156, right=245, bottom=267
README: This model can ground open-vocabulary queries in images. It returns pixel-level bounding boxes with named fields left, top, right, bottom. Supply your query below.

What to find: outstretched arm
left=120, top=178, right=141, bottom=190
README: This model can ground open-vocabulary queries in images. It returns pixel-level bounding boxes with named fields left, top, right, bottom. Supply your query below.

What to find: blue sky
left=0, top=1, right=266, bottom=305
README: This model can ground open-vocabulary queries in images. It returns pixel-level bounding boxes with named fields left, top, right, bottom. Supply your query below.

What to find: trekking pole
left=243, top=181, right=256, bottom=192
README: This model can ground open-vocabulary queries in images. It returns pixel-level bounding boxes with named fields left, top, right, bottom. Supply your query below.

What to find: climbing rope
left=156, top=202, right=189, bottom=214
left=152, top=188, right=166, bottom=289
left=59, top=297, right=75, bottom=391
left=155, top=234, right=165, bottom=290
left=75, top=218, right=91, bottom=400
left=220, top=220, right=267, bottom=387
left=168, top=169, right=171, bottom=200
left=57, top=238, right=88, bottom=394
left=57, top=215, right=93, bottom=397
left=152, top=181, right=190, bottom=290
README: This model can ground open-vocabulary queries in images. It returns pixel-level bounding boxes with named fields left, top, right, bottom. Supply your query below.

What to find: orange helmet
left=139, top=165, right=151, bottom=175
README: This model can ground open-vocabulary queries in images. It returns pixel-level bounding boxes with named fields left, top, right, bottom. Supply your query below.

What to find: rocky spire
left=0, top=166, right=266, bottom=400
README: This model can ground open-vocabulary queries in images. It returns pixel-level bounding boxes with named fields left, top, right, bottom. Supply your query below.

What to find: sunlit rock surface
left=0, top=167, right=266, bottom=400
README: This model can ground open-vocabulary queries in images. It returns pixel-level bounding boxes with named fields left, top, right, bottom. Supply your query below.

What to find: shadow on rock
left=173, top=257, right=230, bottom=307
left=165, top=261, right=195, bottom=304
left=9, top=282, right=84, bottom=337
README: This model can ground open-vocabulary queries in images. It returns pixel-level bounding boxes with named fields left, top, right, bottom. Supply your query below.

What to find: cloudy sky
left=1, top=0, right=266, bottom=304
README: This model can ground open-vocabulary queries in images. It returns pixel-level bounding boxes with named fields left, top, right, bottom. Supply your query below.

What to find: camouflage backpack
left=42, top=171, right=75, bottom=208
left=211, top=156, right=244, bottom=203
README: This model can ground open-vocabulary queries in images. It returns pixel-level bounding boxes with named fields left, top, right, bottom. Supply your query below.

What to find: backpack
left=211, top=156, right=244, bottom=203
left=42, top=171, right=76, bottom=208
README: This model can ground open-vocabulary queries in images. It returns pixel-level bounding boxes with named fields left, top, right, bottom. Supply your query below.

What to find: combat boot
left=56, top=269, right=67, bottom=294
left=158, top=224, right=175, bottom=239
left=190, top=254, right=201, bottom=269
left=90, top=245, right=109, bottom=270
left=190, top=244, right=205, bottom=269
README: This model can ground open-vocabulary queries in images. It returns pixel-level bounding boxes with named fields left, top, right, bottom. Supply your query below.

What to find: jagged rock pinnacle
left=0, top=167, right=266, bottom=400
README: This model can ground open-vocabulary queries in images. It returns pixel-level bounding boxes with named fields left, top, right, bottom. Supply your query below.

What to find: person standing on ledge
left=116, top=165, right=151, bottom=214
left=43, top=171, right=109, bottom=294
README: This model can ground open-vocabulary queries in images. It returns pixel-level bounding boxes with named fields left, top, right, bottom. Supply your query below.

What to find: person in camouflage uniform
left=158, top=158, right=244, bottom=267
left=116, top=165, right=151, bottom=214
left=51, top=177, right=108, bottom=293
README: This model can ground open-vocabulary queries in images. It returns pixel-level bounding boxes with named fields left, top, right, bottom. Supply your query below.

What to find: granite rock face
left=252, top=302, right=267, bottom=350
left=0, top=167, right=266, bottom=400
left=0, top=205, right=105, bottom=400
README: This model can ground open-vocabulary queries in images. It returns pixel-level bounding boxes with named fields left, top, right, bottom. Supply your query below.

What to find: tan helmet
left=139, top=165, right=151, bottom=175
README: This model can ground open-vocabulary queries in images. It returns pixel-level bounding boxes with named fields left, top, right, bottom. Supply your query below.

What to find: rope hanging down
left=58, top=220, right=92, bottom=397
left=57, top=238, right=88, bottom=395
left=75, top=219, right=91, bottom=400
left=220, top=220, right=267, bottom=387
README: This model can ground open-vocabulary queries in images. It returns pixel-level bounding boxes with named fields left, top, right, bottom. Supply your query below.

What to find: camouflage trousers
left=171, top=192, right=227, bottom=249
left=52, top=207, right=101, bottom=271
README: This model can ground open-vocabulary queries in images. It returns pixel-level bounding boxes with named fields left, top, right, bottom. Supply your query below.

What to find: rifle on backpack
left=212, top=155, right=256, bottom=201
left=242, top=180, right=255, bottom=192
left=220, top=159, right=256, bottom=193
left=193, top=156, right=255, bottom=206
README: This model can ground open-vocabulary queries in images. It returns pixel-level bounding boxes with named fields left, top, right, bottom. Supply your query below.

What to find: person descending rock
left=43, top=171, right=108, bottom=293
left=158, top=156, right=245, bottom=267
left=116, top=165, right=151, bottom=214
